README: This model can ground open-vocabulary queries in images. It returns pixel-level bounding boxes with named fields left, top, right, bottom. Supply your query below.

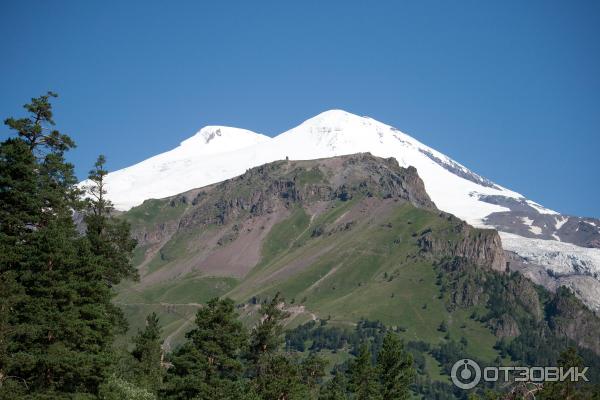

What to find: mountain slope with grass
left=90, top=109, right=600, bottom=312
left=114, top=154, right=600, bottom=392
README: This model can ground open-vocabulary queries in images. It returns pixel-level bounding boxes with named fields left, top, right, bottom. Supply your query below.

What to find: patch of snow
left=500, top=232, right=600, bottom=279
left=526, top=199, right=559, bottom=215
left=520, top=216, right=542, bottom=235
left=555, top=216, right=568, bottom=230
left=80, top=126, right=270, bottom=210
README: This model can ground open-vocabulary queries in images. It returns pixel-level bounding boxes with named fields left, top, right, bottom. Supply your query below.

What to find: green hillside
left=114, top=154, right=600, bottom=395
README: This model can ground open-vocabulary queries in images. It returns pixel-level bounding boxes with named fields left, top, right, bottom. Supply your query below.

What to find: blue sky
left=1, top=1, right=598, bottom=217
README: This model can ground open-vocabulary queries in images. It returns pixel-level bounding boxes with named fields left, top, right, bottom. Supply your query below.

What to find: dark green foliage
left=438, top=320, right=448, bottom=332
left=160, top=294, right=329, bottom=400
left=286, top=319, right=395, bottom=359
left=187, top=297, right=248, bottom=378
left=412, top=376, right=463, bottom=400
left=537, top=347, right=583, bottom=399
left=84, top=155, right=138, bottom=285
left=249, top=292, right=290, bottom=362
left=285, top=319, right=416, bottom=398
left=349, top=320, right=388, bottom=357
left=318, top=372, right=349, bottom=400
left=162, top=298, right=248, bottom=399
left=471, top=347, right=600, bottom=400
left=0, top=93, right=136, bottom=398
left=248, top=293, right=316, bottom=399
left=404, top=341, right=429, bottom=373
left=348, top=343, right=382, bottom=400
left=377, top=333, right=414, bottom=400
left=286, top=320, right=351, bottom=353
left=4, top=92, right=74, bottom=153
left=131, top=313, right=164, bottom=393
left=300, top=352, right=327, bottom=390
left=431, top=339, right=470, bottom=375
left=253, top=354, right=311, bottom=400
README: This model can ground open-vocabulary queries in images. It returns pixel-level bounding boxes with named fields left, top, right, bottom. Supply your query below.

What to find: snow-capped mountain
left=88, top=109, right=600, bottom=309
left=102, top=126, right=271, bottom=210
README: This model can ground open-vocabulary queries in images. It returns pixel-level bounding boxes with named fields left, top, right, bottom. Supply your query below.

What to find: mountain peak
left=180, top=125, right=269, bottom=148
left=301, top=109, right=372, bottom=128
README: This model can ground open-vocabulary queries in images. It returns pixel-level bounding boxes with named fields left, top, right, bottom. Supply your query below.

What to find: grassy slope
left=121, top=198, right=188, bottom=228
left=227, top=199, right=500, bottom=365
left=116, top=194, right=501, bottom=381
left=115, top=198, right=236, bottom=346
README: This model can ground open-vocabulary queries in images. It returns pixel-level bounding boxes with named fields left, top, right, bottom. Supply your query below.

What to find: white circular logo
left=451, top=358, right=481, bottom=389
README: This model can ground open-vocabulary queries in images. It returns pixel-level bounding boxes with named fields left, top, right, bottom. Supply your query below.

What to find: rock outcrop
left=418, top=218, right=506, bottom=271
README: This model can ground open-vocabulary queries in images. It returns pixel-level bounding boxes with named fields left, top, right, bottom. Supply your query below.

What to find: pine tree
left=253, top=354, right=309, bottom=400
left=376, top=332, right=414, bottom=400
left=0, top=92, right=88, bottom=397
left=318, top=371, right=348, bottom=400
left=131, top=313, right=164, bottom=393
left=162, top=297, right=248, bottom=399
left=0, top=137, right=38, bottom=395
left=348, top=343, right=382, bottom=400
left=300, top=352, right=326, bottom=391
left=538, top=347, right=587, bottom=400
left=247, top=292, right=314, bottom=399
left=249, top=292, right=290, bottom=361
left=84, top=155, right=137, bottom=285
left=188, top=297, right=247, bottom=378
left=0, top=93, right=136, bottom=398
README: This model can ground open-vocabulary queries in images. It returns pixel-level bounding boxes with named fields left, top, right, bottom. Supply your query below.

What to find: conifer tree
left=300, top=352, right=327, bottom=391
left=0, top=92, right=87, bottom=396
left=253, top=353, right=309, bottom=400
left=0, top=93, right=136, bottom=398
left=538, top=347, right=587, bottom=400
left=249, top=292, right=290, bottom=361
left=376, top=332, right=414, bottom=400
left=318, top=371, right=348, bottom=400
left=84, top=155, right=137, bottom=285
left=0, top=137, right=37, bottom=395
left=248, top=293, right=313, bottom=399
left=348, top=343, right=382, bottom=400
left=162, top=297, right=248, bottom=399
left=131, top=313, right=164, bottom=394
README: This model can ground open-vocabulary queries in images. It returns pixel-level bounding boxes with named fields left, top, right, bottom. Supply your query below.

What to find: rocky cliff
left=418, top=217, right=506, bottom=271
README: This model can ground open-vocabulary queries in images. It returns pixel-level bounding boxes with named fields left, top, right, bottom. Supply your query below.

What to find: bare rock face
left=458, top=229, right=506, bottom=272
left=489, top=314, right=521, bottom=338
left=506, top=250, right=600, bottom=312
left=136, top=221, right=178, bottom=246
left=507, top=274, right=543, bottom=322
left=548, top=288, right=600, bottom=355
left=174, top=153, right=436, bottom=231
left=481, top=196, right=600, bottom=249
left=418, top=218, right=506, bottom=271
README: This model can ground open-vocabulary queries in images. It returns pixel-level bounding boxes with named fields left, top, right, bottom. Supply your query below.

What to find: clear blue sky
left=1, top=1, right=598, bottom=217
